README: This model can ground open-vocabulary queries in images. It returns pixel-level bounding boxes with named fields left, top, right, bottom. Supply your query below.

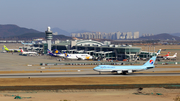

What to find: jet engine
left=128, top=70, right=133, bottom=73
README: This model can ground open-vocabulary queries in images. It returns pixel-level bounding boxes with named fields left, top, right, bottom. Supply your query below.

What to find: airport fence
left=40, top=61, right=180, bottom=66
left=40, top=62, right=140, bottom=66
left=156, top=61, right=180, bottom=65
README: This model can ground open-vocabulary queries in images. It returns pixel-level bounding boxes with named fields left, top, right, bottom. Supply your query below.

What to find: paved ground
left=0, top=44, right=180, bottom=101
left=1, top=72, right=180, bottom=78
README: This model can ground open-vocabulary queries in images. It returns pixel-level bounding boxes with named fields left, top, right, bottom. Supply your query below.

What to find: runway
left=0, top=71, right=180, bottom=78
left=1, top=51, right=180, bottom=78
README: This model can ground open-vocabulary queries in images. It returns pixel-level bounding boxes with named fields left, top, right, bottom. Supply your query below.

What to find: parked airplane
left=157, top=52, right=170, bottom=58
left=20, top=49, right=37, bottom=55
left=156, top=49, right=161, bottom=55
left=139, top=49, right=161, bottom=61
left=164, top=53, right=177, bottom=60
left=47, top=49, right=65, bottom=57
left=54, top=49, right=65, bottom=57
left=47, top=49, right=56, bottom=57
left=21, top=41, right=35, bottom=46
left=64, top=52, right=93, bottom=60
left=3, top=45, right=21, bottom=52
left=140, top=49, right=161, bottom=56
left=93, top=56, right=157, bottom=75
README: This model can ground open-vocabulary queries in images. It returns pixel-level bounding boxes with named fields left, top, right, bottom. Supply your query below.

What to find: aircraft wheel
left=122, top=72, right=127, bottom=75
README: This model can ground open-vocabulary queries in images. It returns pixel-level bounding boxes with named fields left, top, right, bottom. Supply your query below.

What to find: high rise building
left=133, top=31, right=139, bottom=39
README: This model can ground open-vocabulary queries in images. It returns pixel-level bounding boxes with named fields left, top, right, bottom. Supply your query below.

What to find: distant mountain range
left=0, top=24, right=72, bottom=40
left=8, top=32, right=72, bottom=40
left=1, top=24, right=180, bottom=41
left=171, top=33, right=180, bottom=37
left=0, top=24, right=40, bottom=37
left=138, top=33, right=180, bottom=40
left=51, top=27, right=71, bottom=36
left=51, top=28, right=91, bottom=36
left=71, top=30, right=91, bottom=33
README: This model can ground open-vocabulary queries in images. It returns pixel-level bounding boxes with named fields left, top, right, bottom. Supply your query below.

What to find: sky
left=0, top=0, right=180, bottom=35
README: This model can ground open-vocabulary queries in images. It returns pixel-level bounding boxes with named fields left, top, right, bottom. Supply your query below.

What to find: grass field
left=0, top=76, right=180, bottom=86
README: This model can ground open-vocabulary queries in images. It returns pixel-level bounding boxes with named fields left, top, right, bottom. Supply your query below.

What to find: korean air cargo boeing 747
left=93, top=56, right=157, bottom=75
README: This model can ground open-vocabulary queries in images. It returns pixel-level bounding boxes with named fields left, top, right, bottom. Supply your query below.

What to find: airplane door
left=100, top=66, right=104, bottom=70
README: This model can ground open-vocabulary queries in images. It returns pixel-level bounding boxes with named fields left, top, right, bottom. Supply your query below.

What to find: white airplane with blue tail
left=93, top=56, right=157, bottom=75
left=47, top=49, right=65, bottom=57
left=21, top=41, right=35, bottom=46
left=64, top=52, right=93, bottom=60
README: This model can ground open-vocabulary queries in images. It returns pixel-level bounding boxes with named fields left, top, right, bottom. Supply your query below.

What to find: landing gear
left=122, top=72, right=127, bottom=75
left=99, top=72, right=101, bottom=75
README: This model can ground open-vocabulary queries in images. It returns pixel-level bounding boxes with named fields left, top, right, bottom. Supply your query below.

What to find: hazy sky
left=0, top=0, right=180, bottom=35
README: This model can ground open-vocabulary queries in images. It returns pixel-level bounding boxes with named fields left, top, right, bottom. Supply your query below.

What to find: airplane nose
left=93, top=66, right=99, bottom=71
left=93, top=67, right=97, bottom=70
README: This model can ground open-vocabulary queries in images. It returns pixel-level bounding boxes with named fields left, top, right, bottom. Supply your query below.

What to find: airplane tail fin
left=143, top=56, right=157, bottom=66
left=47, top=49, right=52, bottom=54
left=21, top=41, right=24, bottom=44
left=4, top=45, right=9, bottom=50
left=173, top=53, right=177, bottom=57
left=32, top=41, right=35, bottom=44
left=54, top=49, right=61, bottom=54
left=64, top=52, right=69, bottom=57
left=156, top=49, right=161, bottom=55
left=165, top=52, right=170, bottom=56
left=20, top=49, right=24, bottom=52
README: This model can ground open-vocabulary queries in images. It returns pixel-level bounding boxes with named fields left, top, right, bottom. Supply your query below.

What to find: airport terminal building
left=21, top=39, right=159, bottom=61
left=47, top=40, right=141, bottom=61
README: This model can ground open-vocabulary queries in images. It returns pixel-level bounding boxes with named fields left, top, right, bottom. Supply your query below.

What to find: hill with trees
left=138, top=33, right=180, bottom=40
left=0, top=24, right=40, bottom=37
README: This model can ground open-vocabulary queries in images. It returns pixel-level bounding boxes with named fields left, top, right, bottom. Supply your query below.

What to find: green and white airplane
left=3, top=45, right=21, bottom=52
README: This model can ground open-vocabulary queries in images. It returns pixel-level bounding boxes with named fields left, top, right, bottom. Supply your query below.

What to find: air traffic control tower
left=45, top=26, right=53, bottom=51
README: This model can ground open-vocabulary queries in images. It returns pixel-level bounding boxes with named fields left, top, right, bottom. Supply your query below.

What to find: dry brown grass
left=136, top=71, right=180, bottom=73
left=0, top=76, right=180, bottom=86
left=156, top=65, right=180, bottom=68
left=0, top=70, right=78, bottom=74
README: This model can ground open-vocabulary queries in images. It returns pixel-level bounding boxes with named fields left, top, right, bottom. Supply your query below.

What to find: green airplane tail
left=4, top=45, right=9, bottom=51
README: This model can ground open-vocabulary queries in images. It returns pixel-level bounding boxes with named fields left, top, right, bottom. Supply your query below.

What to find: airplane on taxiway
left=93, top=56, right=157, bottom=75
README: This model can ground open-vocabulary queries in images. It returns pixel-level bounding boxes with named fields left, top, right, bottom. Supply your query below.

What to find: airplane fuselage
left=93, top=65, right=154, bottom=72
left=65, top=54, right=93, bottom=60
